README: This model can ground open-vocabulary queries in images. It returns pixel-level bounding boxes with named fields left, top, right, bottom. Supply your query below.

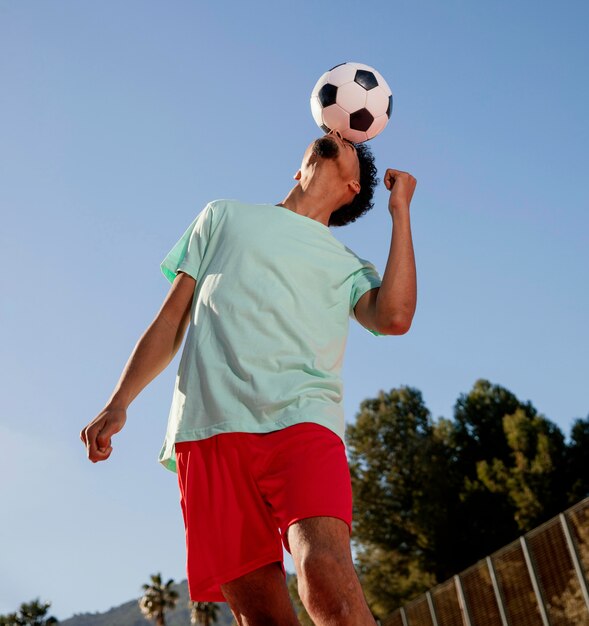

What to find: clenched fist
left=80, top=406, right=127, bottom=463
left=384, top=168, right=417, bottom=214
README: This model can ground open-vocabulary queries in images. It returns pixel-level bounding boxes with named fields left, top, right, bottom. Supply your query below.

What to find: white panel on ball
left=336, top=82, right=368, bottom=113
left=367, top=114, right=389, bottom=140
left=345, top=127, right=369, bottom=143
left=326, top=63, right=358, bottom=87
left=322, top=103, right=350, bottom=135
left=365, top=88, right=390, bottom=116
left=310, top=96, right=324, bottom=128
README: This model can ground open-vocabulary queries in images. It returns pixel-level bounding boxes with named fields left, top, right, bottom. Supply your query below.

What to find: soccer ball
left=310, top=62, right=393, bottom=143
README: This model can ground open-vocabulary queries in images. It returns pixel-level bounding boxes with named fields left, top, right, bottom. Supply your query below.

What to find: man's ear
left=349, top=179, right=361, bottom=194
left=293, top=169, right=302, bottom=180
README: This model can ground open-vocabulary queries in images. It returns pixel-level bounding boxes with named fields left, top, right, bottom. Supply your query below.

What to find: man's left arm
left=354, top=168, right=417, bottom=335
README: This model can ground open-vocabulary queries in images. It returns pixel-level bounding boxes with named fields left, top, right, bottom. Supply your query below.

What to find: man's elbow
left=381, top=316, right=413, bottom=335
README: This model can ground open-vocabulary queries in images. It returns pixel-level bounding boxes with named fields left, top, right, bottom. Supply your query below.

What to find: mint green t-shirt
left=158, top=199, right=384, bottom=472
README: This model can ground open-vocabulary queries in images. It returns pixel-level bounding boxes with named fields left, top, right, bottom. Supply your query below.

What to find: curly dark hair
left=328, top=142, right=379, bottom=227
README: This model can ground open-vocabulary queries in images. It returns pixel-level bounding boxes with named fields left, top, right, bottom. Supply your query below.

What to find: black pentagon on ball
left=320, top=122, right=330, bottom=133
left=350, top=108, right=374, bottom=132
left=318, top=83, right=338, bottom=108
left=386, top=94, right=393, bottom=118
left=354, top=69, right=378, bottom=90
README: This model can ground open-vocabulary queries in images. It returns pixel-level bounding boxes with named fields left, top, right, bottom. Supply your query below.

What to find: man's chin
left=312, top=136, right=339, bottom=159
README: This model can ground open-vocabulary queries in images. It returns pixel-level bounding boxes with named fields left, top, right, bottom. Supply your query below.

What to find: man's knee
left=297, top=549, right=358, bottom=610
left=298, top=554, right=376, bottom=625
left=220, top=561, right=299, bottom=626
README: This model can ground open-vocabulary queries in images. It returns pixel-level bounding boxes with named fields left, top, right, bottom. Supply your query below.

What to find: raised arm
left=80, top=271, right=197, bottom=463
left=354, top=169, right=417, bottom=335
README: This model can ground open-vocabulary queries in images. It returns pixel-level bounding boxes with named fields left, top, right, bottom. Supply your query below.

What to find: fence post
left=520, top=536, right=550, bottom=626
left=486, top=556, right=510, bottom=626
left=559, top=512, right=589, bottom=614
left=454, top=574, right=472, bottom=626
left=426, top=591, right=438, bottom=626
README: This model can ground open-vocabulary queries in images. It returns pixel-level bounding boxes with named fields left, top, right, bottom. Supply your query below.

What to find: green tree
left=452, top=379, right=532, bottom=467
left=446, top=379, right=544, bottom=566
left=343, top=379, right=583, bottom=613
left=0, top=599, right=58, bottom=625
left=565, top=415, right=589, bottom=504
left=189, top=601, right=220, bottom=625
left=138, top=573, right=179, bottom=626
left=473, top=407, right=567, bottom=530
left=354, top=542, right=436, bottom=619
left=347, top=387, right=446, bottom=554
left=345, top=386, right=451, bottom=616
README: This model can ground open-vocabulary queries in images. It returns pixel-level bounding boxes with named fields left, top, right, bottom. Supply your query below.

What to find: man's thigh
left=253, top=422, right=353, bottom=555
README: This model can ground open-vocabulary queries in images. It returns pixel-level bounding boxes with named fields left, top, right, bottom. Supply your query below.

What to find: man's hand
left=384, top=168, right=417, bottom=214
left=80, top=406, right=127, bottom=463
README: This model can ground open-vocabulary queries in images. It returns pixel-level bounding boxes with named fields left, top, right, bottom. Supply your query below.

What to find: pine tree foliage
left=474, top=407, right=567, bottom=530
left=565, top=415, right=589, bottom=504
left=344, top=378, right=587, bottom=617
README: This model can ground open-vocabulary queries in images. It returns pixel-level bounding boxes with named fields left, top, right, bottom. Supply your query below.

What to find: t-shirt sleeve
left=160, top=203, right=215, bottom=284
left=350, top=261, right=386, bottom=337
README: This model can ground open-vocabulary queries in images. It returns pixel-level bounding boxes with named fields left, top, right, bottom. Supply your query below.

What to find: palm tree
left=189, top=601, right=220, bottom=625
left=0, top=599, right=58, bottom=625
left=138, top=573, right=179, bottom=626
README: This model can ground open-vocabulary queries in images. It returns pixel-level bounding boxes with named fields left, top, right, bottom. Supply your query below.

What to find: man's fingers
left=387, top=168, right=411, bottom=176
left=84, top=426, right=97, bottom=460
left=96, top=429, right=112, bottom=451
left=384, top=168, right=417, bottom=190
left=85, top=427, right=113, bottom=462
left=84, top=425, right=105, bottom=460
left=81, top=408, right=126, bottom=463
left=92, top=446, right=113, bottom=462
left=384, top=169, right=401, bottom=187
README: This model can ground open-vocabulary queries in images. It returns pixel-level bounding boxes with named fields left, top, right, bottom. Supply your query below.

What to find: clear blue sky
left=1, top=0, right=588, bottom=620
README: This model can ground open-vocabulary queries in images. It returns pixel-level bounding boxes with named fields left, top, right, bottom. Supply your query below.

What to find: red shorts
left=175, top=421, right=353, bottom=602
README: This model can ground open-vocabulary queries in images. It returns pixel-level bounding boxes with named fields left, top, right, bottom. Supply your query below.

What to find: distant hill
left=60, top=579, right=231, bottom=626
left=61, top=574, right=297, bottom=625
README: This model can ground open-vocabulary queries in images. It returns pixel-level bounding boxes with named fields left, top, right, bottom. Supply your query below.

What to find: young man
left=80, top=129, right=417, bottom=626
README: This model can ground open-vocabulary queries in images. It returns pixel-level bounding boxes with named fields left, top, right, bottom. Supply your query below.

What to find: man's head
left=327, top=137, right=379, bottom=227
left=294, top=130, right=379, bottom=227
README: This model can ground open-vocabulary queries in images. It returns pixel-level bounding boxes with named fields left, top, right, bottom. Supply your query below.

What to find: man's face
left=310, top=130, right=361, bottom=182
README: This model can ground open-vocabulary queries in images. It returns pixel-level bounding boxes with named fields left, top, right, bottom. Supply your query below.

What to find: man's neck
left=278, top=184, right=337, bottom=227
